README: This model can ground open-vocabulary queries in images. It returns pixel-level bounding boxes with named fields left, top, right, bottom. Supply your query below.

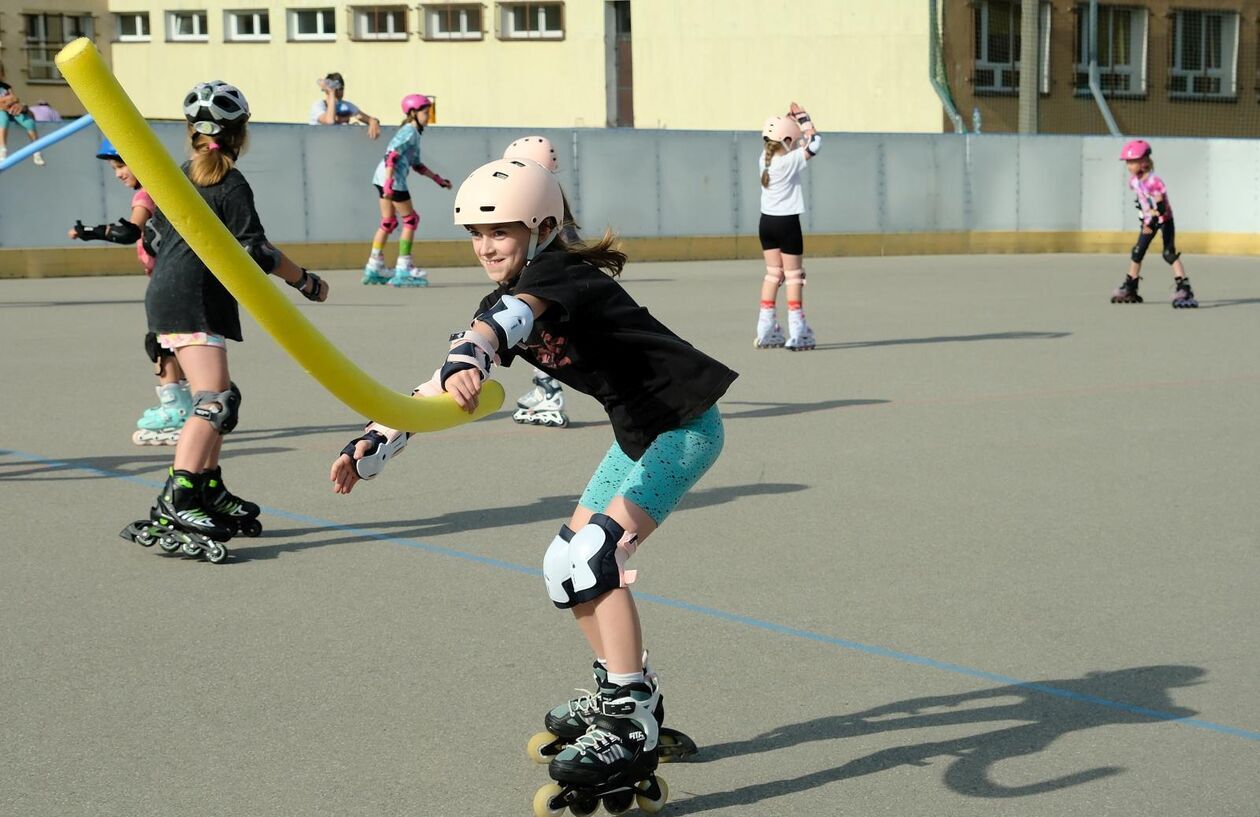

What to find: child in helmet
left=362, top=94, right=453, bottom=287
left=502, top=135, right=579, bottom=429
left=68, top=137, right=191, bottom=445
left=331, top=159, right=737, bottom=798
left=124, top=80, right=330, bottom=561
left=756, top=101, right=821, bottom=350
left=1113, top=140, right=1196, bottom=308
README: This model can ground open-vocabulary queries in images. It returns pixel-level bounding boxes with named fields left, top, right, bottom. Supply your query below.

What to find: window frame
left=166, top=10, right=209, bottom=42
left=1072, top=4, right=1147, bottom=98
left=497, top=1, right=565, bottom=41
left=224, top=9, right=271, bottom=42
left=287, top=7, right=337, bottom=41
left=1169, top=8, right=1238, bottom=100
left=351, top=6, right=410, bottom=41
left=972, top=0, right=1051, bottom=96
left=421, top=3, right=484, bottom=41
left=114, top=11, right=151, bottom=42
left=23, top=12, right=95, bottom=83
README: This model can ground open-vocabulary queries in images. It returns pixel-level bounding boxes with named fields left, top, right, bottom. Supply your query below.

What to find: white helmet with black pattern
left=183, top=80, right=250, bottom=135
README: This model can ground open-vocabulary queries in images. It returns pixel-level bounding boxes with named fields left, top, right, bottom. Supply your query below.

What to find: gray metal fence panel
left=1079, top=137, right=1129, bottom=233
left=1204, top=139, right=1260, bottom=235
left=804, top=134, right=883, bottom=234
left=967, top=136, right=1021, bottom=231
left=1017, top=136, right=1082, bottom=232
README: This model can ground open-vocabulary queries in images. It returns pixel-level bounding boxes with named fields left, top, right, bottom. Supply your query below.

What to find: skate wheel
left=133, top=528, right=156, bottom=548
left=205, top=542, right=229, bottom=564
left=180, top=540, right=201, bottom=558
left=635, top=776, right=668, bottom=814
left=240, top=518, right=263, bottom=538
left=657, top=728, right=699, bottom=763
left=158, top=534, right=182, bottom=554
left=131, top=430, right=148, bottom=446
left=568, top=798, right=599, bottom=817
left=526, top=730, right=560, bottom=764
left=603, top=789, right=636, bottom=815
left=532, top=783, right=565, bottom=817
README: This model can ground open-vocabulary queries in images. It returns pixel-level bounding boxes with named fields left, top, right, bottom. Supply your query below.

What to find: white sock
left=370, top=249, right=384, bottom=260
left=606, top=670, right=645, bottom=687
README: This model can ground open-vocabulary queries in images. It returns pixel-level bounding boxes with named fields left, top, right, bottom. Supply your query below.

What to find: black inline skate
left=1111, top=275, right=1143, bottom=304
left=533, top=682, right=669, bottom=817
left=1171, top=276, right=1198, bottom=308
left=527, top=661, right=697, bottom=766
left=119, top=469, right=233, bottom=563
left=203, top=465, right=262, bottom=536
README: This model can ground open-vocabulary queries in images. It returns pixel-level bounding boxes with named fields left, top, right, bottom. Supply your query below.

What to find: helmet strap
left=526, top=225, right=559, bottom=264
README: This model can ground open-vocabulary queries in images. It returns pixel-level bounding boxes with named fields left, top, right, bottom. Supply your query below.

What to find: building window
left=499, top=2, right=564, bottom=40
left=167, top=10, right=209, bottom=42
left=288, top=8, right=336, bottom=41
left=423, top=4, right=483, bottom=40
left=972, top=0, right=1050, bottom=94
left=1073, top=5, right=1146, bottom=96
left=23, top=13, right=94, bottom=82
left=1170, top=10, right=1238, bottom=99
left=225, top=9, right=271, bottom=42
left=114, top=12, right=151, bottom=42
left=352, top=6, right=409, bottom=40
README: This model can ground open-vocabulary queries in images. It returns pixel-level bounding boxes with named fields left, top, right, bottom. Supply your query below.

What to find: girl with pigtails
left=755, top=101, right=820, bottom=350
left=331, top=158, right=736, bottom=810
left=362, top=94, right=452, bottom=288
left=120, top=80, right=329, bottom=564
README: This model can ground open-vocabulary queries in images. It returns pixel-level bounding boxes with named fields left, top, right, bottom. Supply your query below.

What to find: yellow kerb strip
left=55, top=38, right=501, bottom=432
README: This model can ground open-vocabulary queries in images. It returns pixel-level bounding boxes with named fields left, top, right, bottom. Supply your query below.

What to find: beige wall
left=107, top=0, right=610, bottom=126
left=95, top=0, right=942, bottom=132
left=629, top=0, right=942, bottom=132
left=0, top=0, right=110, bottom=117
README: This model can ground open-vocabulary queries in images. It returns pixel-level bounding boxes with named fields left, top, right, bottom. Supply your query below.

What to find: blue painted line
left=4, top=447, right=1259, bottom=744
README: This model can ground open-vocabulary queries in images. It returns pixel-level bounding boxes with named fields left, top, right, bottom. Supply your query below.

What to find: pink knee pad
left=786, top=268, right=806, bottom=287
left=380, top=216, right=399, bottom=234
left=402, top=212, right=420, bottom=230
left=764, top=266, right=785, bottom=285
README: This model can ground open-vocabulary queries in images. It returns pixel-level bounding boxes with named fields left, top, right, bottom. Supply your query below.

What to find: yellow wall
left=99, top=0, right=943, bottom=132
left=0, top=0, right=110, bottom=117
left=107, top=0, right=610, bottom=127
left=629, top=0, right=942, bottom=132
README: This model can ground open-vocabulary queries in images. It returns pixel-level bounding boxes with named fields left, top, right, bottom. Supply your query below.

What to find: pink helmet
left=762, top=115, right=803, bottom=148
left=503, top=136, right=559, bottom=173
left=1119, top=139, right=1151, bottom=161
left=401, top=93, right=432, bottom=115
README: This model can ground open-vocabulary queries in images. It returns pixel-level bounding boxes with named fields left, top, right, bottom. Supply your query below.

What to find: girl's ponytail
left=761, top=140, right=782, bottom=188
left=187, top=125, right=248, bottom=187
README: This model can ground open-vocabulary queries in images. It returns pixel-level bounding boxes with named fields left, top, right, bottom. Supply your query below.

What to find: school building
left=939, top=0, right=1260, bottom=136
left=1, top=0, right=943, bottom=132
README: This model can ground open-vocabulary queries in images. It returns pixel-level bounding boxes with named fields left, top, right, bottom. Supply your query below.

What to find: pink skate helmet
left=762, top=115, right=803, bottom=149
left=1119, top=139, right=1151, bottom=161
left=503, top=136, right=559, bottom=173
left=401, top=93, right=432, bottom=115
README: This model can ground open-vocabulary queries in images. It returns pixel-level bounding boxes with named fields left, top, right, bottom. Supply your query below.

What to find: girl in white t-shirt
left=756, top=102, right=820, bottom=350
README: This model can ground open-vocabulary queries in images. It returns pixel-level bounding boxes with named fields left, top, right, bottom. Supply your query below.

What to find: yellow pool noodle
left=54, top=38, right=502, bottom=432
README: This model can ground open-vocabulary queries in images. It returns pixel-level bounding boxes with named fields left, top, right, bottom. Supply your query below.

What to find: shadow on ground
left=813, top=331, right=1070, bottom=351
left=668, top=665, right=1203, bottom=813
left=232, top=481, right=807, bottom=561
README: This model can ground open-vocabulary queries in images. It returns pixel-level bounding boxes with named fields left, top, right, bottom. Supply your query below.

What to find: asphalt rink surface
left=2, top=254, right=1258, bottom=817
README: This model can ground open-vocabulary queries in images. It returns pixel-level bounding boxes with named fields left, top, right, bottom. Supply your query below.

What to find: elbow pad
left=806, top=134, right=822, bottom=156
left=475, top=294, right=535, bottom=351
left=244, top=240, right=281, bottom=273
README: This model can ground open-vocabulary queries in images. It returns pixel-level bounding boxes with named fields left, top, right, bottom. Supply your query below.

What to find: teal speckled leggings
left=578, top=406, right=724, bottom=525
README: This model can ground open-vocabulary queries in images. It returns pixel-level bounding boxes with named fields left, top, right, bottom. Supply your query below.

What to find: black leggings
left=759, top=213, right=804, bottom=255
left=1131, top=219, right=1178, bottom=264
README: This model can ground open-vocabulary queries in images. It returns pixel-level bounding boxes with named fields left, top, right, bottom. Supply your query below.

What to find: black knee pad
left=1130, top=244, right=1147, bottom=264
left=193, top=382, right=242, bottom=434
left=1162, top=247, right=1181, bottom=265
left=567, top=513, right=638, bottom=606
left=143, top=332, right=170, bottom=364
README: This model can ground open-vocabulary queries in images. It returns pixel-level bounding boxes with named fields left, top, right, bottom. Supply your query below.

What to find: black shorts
left=759, top=213, right=803, bottom=255
left=374, top=184, right=412, bottom=203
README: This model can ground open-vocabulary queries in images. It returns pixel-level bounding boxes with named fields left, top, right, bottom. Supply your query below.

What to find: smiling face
left=109, top=158, right=137, bottom=189
left=466, top=222, right=533, bottom=284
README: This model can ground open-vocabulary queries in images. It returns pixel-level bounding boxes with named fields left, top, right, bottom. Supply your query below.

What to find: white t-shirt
left=308, top=98, right=360, bottom=125
left=757, top=147, right=808, bottom=216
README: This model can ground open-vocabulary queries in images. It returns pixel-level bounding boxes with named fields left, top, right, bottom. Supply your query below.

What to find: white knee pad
left=543, top=524, right=577, bottom=607
left=764, top=266, right=784, bottom=285
left=568, top=514, right=639, bottom=607
left=785, top=268, right=806, bottom=287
